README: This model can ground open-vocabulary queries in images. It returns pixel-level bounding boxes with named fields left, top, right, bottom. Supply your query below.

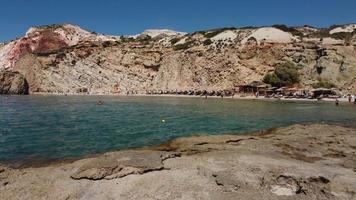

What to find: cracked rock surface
left=71, top=150, right=181, bottom=180
left=1, top=124, right=356, bottom=200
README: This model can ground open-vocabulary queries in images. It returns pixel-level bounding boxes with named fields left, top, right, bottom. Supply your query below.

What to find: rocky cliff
left=0, top=23, right=355, bottom=95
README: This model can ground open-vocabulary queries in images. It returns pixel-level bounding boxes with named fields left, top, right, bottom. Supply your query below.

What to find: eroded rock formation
left=1, top=23, right=356, bottom=95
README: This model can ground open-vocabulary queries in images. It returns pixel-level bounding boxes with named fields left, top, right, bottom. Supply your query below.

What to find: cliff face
left=1, top=24, right=356, bottom=94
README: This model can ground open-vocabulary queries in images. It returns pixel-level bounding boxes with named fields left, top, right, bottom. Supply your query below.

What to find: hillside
left=0, top=23, right=356, bottom=95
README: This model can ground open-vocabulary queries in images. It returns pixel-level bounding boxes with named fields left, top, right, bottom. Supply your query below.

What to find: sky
left=0, top=0, right=356, bottom=42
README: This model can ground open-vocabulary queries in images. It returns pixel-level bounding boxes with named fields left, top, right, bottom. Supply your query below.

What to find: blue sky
left=1, top=0, right=356, bottom=42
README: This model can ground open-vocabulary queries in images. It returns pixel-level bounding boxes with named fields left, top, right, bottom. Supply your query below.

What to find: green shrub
left=120, top=36, right=136, bottom=43
left=204, top=27, right=236, bottom=38
left=330, top=32, right=354, bottom=45
left=272, top=24, right=303, bottom=37
left=312, top=80, right=336, bottom=89
left=170, top=38, right=180, bottom=45
left=190, top=31, right=206, bottom=36
left=35, top=24, right=64, bottom=29
left=202, top=39, right=213, bottom=46
left=239, top=26, right=258, bottom=29
left=102, top=41, right=112, bottom=47
left=330, top=32, right=350, bottom=40
left=205, top=30, right=224, bottom=38
left=138, top=35, right=152, bottom=41
left=247, top=37, right=257, bottom=43
left=312, top=29, right=331, bottom=38
left=329, top=24, right=340, bottom=30
left=263, top=74, right=280, bottom=87
left=263, top=62, right=300, bottom=87
left=173, top=40, right=195, bottom=51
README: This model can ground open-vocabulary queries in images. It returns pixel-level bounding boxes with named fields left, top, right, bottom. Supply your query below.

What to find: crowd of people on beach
left=145, top=90, right=235, bottom=98
left=144, top=89, right=356, bottom=104
left=94, top=90, right=356, bottom=107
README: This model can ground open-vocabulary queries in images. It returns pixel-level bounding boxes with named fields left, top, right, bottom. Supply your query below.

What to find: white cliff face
left=241, top=27, right=299, bottom=44
left=211, top=30, right=238, bottom=41
left=141, top=29, right=187, bottom=38
left=329, top=24, right=356, bottom=34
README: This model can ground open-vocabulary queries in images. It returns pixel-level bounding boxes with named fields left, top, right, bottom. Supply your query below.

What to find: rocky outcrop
left=0, top=71, right=29, bottom=95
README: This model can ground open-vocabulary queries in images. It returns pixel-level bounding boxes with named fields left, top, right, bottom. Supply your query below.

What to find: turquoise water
left=1, top=95, right=356, bottom=165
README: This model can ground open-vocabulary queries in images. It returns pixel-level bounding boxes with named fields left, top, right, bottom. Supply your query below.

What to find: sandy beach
left=1, top=123, right=356, bottom=200
left=127, top=94, right=356, bottom=105
left=30, top=92, right=356, bottom=104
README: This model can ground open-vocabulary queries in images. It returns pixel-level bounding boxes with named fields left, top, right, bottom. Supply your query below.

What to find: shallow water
left=1, top=95, right=356, bottom=164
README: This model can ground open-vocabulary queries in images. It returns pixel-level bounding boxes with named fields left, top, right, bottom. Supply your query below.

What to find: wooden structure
left=238, top=81, right=270, bottom=95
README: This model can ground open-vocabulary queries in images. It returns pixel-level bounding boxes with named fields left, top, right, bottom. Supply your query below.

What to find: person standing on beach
left=349, top=95, right=352, bottom=103
left=335, top=98, right=340, bottom=106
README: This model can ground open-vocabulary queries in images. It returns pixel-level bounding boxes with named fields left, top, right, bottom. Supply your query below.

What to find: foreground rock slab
left=71, top=150, right=181, bottom=180
left=1, top=124, right=356, bottom=200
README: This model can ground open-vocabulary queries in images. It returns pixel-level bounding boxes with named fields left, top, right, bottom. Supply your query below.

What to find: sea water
left=1, top=95, right=355, bottom=164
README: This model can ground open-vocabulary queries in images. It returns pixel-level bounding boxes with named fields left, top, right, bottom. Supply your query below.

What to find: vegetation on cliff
left=173, top=39, right=196, bottom=51
left=263, top=62, right=300, bottom=87
left=272, top=24, right=303, bottom=37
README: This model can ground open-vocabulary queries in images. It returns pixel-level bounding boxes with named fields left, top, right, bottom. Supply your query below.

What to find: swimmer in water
left=335, top=98, right=339, bottom=106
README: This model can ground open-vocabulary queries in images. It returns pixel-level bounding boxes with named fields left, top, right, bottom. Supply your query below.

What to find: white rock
left=241, top=27, right=298, bottom=44
left=329, top=24, right=356, bottom=34
left=175, top=37, right=188, bottom=45
left=211, top=30, right=238, bottom=41
left=141, top=29, right=187, bottom=38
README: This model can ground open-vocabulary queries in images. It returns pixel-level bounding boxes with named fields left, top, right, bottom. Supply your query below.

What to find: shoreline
left=0, top=121, right=354, bottom=169
left=0, top=125, right=283, bottom=169
left=8, top=93, right=355, bottom=104
left=1, top=123, right=356, bottom=199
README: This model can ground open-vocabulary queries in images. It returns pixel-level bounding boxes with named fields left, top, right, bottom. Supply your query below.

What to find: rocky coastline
left=1, top=123, right=356, bottom=199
